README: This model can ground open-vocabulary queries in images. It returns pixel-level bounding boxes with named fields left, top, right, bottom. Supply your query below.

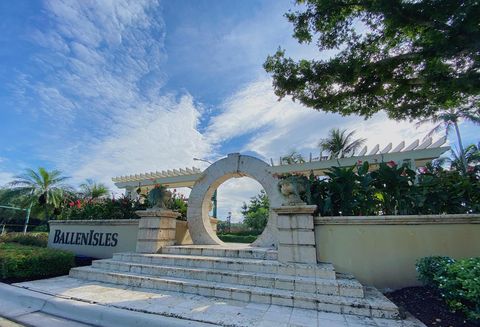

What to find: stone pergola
left=113, top=136, right=449, bottom=192
left=112, top=137, right=449, bottom=248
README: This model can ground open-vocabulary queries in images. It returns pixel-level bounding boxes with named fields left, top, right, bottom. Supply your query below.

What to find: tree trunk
left=453, top=121, right=467, bottom=172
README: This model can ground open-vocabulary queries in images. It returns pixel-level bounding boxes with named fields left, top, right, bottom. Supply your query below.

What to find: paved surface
left=10, top=276, right=426, bottom=327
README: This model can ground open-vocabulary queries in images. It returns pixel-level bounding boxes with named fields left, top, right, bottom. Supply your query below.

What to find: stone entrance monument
left=187, top=153, right=283, bottom=248
left=68, top=153, right=402, bottom=320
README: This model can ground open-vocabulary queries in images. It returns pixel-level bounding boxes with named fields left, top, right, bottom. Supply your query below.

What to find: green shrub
left=416, top=256, right=480, bottom=321
left=0, top=232, right=49, bottom=248
left=0, top=243, right=75, bottom=281
left=58, top=196, right=144, bottom=220
left=217, top=234, right=258, bottom=243
left=416, top=256, right=453, bottom=286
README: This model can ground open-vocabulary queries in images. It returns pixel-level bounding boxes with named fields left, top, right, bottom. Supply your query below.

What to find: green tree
left=241, top=190, right=270, bottom=232
left=79, top=179, right=109, bottom=200
left=264, top=0, right=480, bottom=120
left=319, top=128, right=366, bottom=159
left=416, top=108, right=480, bottom=171
left=6, top=168, right=71, bottom=220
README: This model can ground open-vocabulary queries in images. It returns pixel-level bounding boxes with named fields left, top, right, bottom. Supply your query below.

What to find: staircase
left=69, top=245, right=400, bottom=319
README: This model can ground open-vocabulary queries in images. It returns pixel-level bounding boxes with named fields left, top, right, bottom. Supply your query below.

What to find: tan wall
left=314, top=214, right=480, bottom=290
left=175, top=217, right=218, bottom=245
left=49, top=220, right=139, bottom=259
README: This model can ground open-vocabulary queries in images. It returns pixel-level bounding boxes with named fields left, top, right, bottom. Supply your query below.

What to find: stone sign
left=48, top=220, right=139, bottom=258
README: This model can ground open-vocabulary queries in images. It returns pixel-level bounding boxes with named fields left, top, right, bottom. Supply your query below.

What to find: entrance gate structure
left=67, top=138, right=449, bottom=320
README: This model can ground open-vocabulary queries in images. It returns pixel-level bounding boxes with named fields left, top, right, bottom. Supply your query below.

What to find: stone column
left=136, top=209, right=179, bottom=254
left=273, top=205, right=317, bottom=264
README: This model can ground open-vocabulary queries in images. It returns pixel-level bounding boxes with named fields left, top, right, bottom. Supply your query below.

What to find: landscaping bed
left=0, top=242, right=75, bottom=283
left=387, top=286, right=479, bottom=327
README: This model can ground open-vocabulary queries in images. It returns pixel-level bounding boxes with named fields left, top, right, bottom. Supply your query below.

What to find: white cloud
left=9, top=0, right=212, bottom=192
left=207, top=78, right=437, bottom=162
left=70, top=94, right=211, bottom=190
left=215, top=177, right=263, bottom=223
left=0, top=172, right=14, bottom=187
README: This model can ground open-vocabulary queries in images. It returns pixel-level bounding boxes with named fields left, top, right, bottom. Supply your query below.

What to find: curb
left=0, top=283, right=217, bottom=327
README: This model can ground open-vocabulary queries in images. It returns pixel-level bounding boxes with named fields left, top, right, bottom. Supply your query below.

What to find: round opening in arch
left=214, top=177, right=269, bottom=244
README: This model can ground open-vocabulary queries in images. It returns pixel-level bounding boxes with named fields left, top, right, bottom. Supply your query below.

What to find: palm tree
left=6, top=167, right=71, bottom=220
left=437, top=143, right=480, bottom=172
left=319, top=129, right=366, bottom=159
left=416, top=108, right=480, bottom=172
left=79, top=179, right=109, bottom=200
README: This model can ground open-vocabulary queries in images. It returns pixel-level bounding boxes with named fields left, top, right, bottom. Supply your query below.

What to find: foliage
left=416, top=256, right=453, bottom=287
left=416, top=256, right=480, bottom=321
left=4, top=167, right=72, bottom=220
left=217, top=234, right=258, bottom=244
left=168, top=189, right=188, bottom=220
left=319, top=129, right=366, bottom=159
left=264, top=0, right=480, bottom=120
left=296, top=159, right=480, bottom=216
left=58, top=196, right=145, bottom=220
left=438, top=143, right=480, bottom=173
left=0, top=232, right=49, bottom=248
left=0, top=243, right=75, bottom=281
left=241, top=190, right=270, bottom=232
left=417, top=108, right=480, bottom=171
left=79, top=179, right=109, bottom=200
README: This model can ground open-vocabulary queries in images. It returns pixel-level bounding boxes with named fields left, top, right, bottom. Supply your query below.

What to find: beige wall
left=175, top=218, right=218, bottom=245
left=49, top=220, right=139, bottom=258
left=314, top=214, right=480, bottom=290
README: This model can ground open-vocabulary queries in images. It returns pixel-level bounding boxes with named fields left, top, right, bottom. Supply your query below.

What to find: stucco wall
left=48, top=220, right=139, bottom=258
left=314, top=214, right=480, bottom=290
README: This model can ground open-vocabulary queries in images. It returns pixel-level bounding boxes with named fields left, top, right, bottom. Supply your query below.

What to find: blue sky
left=0, top=0, right=478, bottom=222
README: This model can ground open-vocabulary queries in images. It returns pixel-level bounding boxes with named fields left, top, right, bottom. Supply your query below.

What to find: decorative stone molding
left=136, top=209, right=180, bottom=253
left=314, top=214, right=480, bottom=225
left=273, top=205, right=317, bottom=264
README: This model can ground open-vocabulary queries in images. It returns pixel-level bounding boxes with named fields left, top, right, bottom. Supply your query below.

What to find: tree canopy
left=264, top=0, right=480, bottom=120
left=241, top=190, right=269, bottom=232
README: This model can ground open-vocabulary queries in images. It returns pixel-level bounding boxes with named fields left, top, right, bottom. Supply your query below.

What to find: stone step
left=160, top=245, right=278, bottom=260
left=112, top=252, right=337, bottom=279
left=92, top=259, right=364, bottom=297
left=69, top=266, right=399, bottom=319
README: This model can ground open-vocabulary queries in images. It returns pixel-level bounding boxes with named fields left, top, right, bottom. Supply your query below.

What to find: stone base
left=135, top=209, right=179, bottom=254
left=273, top=205, right=317, bottom=264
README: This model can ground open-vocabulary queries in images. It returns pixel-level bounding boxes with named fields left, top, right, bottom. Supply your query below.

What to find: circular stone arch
left=187, top=153, right=282, bottom=248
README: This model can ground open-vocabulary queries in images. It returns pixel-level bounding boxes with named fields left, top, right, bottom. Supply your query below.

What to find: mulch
left=386, top=286, right=479, bottom=327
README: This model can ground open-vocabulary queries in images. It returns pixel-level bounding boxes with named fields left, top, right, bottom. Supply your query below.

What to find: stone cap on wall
left=314, top=214, right=480, bottom=225
left=49, top=219, right=139, bottom=226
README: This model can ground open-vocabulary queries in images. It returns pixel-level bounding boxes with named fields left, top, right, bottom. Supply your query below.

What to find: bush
left=0, top=243, right=75, bottom=281
left=0, top=232, right=49, bottom=248
left=217, top=234, right=258, bottom=243
left=416, top=256, right=480, bottom=321
left=416, top=256, right=453, bottom=286
left=58, top=196, right=144, bottom=220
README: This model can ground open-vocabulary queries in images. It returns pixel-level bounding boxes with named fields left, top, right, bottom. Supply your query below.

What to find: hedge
left=0, top=243, right=75, bottom=282
left=416, top=256, right=480, bottom=321
left=0, top=232, right=49, bottom=248
left=217, top=234, right=258, bottom=243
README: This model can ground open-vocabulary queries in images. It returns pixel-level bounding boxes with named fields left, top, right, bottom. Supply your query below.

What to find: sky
left=0, top=0, right=478, bottom=223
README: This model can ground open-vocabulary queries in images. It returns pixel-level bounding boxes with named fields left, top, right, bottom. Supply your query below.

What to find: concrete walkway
left=0, top=277, right=427, bottom=327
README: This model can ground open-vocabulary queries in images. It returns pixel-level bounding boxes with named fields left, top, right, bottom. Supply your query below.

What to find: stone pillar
left=136, top=209, right=179, bottom=254
left=273, top=205, right=317, bottom=264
